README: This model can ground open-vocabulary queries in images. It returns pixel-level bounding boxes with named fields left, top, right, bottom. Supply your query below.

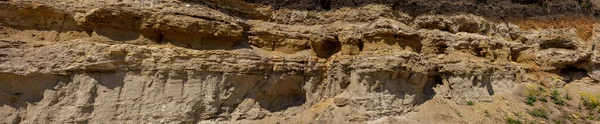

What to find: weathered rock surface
left=1, top=0, right=600, bottom=123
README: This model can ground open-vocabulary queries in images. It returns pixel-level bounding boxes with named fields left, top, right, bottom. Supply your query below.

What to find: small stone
left=333, top=98, right=348, bottom=107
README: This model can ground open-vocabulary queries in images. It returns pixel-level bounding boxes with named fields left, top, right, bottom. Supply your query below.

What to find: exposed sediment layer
left=1, top=0, right=600, bottom=123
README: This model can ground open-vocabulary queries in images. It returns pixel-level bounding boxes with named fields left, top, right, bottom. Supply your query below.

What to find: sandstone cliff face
left=1, top=0, right=600, bottom=123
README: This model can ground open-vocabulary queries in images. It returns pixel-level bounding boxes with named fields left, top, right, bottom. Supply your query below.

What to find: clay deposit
left=1, top=0, right=600, bottom=123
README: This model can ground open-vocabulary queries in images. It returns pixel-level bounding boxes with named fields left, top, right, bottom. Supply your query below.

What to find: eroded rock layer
left=1, top=0, right=600, bottom=123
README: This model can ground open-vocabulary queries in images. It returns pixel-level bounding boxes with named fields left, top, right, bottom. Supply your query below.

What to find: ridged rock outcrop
left=1, top=0, right=600, bottom=123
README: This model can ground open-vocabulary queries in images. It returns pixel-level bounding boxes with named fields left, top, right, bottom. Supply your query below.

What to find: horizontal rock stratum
left=1, top=0, right=600, bottom=123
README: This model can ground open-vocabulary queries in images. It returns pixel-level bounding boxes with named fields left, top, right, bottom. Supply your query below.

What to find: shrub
left=526, top=95, right=536, bottom=106
left=505, top=117, right=523, bottom=124
left=551, top=89, right=565, bottom=106
left=587, top=112, right=595, bottom=120
left=524, top=85, right=545, bottom=106
left=529, top=108, right=548, bottom=119
left=565, top=93, right=572, bottom=101
left=580, top=92, right=600, bottom=109
left=467, top=101, right=474, bottom=106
